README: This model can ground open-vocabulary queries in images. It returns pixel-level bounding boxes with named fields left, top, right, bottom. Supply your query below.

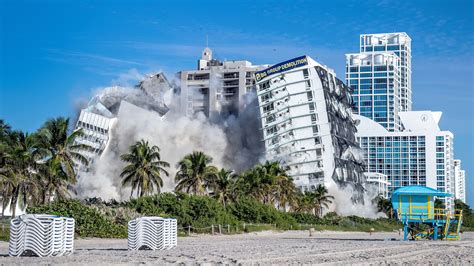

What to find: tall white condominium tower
left=255, top=55, right=365, bottom=192
left=354, top=111, right=455, bottom=209
left=453, top=159, right=466, bottom=203
left=178, top=47, right=268, bottom=118
left=360, top=33, right=412, bottom=112
left=346, top=52, right=402, bottom=131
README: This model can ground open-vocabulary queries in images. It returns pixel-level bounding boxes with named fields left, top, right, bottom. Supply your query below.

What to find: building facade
left=354, top=111, right=455, bottom=209
left=360, top=32, right=412, bottom=112
left=178, top=48, right=268, bottom=118
left=453, top=159, right=466, bottom=203
left=255, top=55, right=365, bottom=192
left=346, top=52, right=402, bottom=131
left=364, top=172, right=390, bottom=199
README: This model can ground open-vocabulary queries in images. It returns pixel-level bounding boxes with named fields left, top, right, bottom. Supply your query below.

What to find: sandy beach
left=0, top=230, right=473, bottom=265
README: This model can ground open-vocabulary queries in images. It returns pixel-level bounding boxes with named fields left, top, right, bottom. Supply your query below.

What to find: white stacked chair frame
left=9, top=214, right=75, bottom=257
left=128, top=217, right=177, bottom=250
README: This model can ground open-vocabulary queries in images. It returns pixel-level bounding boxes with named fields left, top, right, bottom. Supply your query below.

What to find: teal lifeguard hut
left=391, top=186, right=463, bottom=241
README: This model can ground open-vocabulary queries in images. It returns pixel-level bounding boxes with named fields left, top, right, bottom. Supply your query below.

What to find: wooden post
left=211, top=224, right=215, bottom=235
left=219, top=224, right=222, bottom=234
left=188, top=225, right=191, bottom=235
left=243, top=223, right=246, bottom=231
left=227, top=224, right=230, bottom=233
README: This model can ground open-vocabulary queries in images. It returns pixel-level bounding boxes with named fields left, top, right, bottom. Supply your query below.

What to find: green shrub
left=27, top=199, right=127, bottom=238
left=128, top=193, right=238, bottom=228
left=227, top=197, right=298, bottom=229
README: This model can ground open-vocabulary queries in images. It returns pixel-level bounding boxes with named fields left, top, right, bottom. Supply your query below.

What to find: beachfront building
left=74, top=106, right=116, bottom=171
left=74, top=73, right=171, bottom=170
left=364, top=172, right=390, bottom=198
left=255, top=55, right=365, bottom=192
left=346, top=52, right=402, bottom=131
left=453, top=159, right=466, bottom=203
left=354, top=111, right=455, bottom=209
left=178, top=47, right=268, bottom=118
left=360, top=32, right=412, bottom=112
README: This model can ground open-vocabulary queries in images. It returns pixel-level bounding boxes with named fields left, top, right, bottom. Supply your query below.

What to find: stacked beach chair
left=128, top=217, right=177, bottom=250
left=9, top=214, right=75, bottom=257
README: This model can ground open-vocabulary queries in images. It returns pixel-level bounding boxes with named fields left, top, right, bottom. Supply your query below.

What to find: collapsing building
left=74, top=73, right=172, bottom=170
left=255, top=55, right=366, bottom=193
left=177, top=47, right=268, bottom=119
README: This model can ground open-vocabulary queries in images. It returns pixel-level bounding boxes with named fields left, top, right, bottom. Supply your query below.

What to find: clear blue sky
left=1, top=0, right=473, bottom=205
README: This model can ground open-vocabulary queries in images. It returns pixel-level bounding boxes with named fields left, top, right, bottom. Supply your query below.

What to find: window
left=263, top=103, right=274, bottom=113
left=307, top=91, right=313, bottom=101
left=259, top=81, right=270, bottom=91
left=305, top=80, right=311, bottom=88
left=266, top=125, right=277, bottom=135
left=309, top=103, right=315, bottom=112
left=266, top=114, right=276, bottom=124
left=303, top=68, right=309, bottom=78
left=314, top=137, right=321, bottom=145
left=260, top=92, right=272, bottom=102
left=312, top=125, right=319, bottom=134
left=311, top=114, right=318, bottom=123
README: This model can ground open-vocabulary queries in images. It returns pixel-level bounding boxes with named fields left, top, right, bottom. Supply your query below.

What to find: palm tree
left=311, top=184, right=334, bottom=217
left=274, top=175, right=298, bottom=211
left=35, top=117, right=90, bottom=184
left=2, top=131, right=40, bottom=217
left=36, top=158, right=71, bottom=204
left=373, top=194, right=393, bottom=219
left=120, top=139, right=169, bottom=198
left=175, top=151, right=217, bottom=196
left=208, top=168, right=237, bottom=207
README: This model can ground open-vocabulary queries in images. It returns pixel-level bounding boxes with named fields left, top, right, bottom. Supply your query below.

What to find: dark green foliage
left=455, top=199, right=474, bottom=230
left=227, top=197, right=298, bottom=229
left=27, top=199, right=127, bottom=238
left=128, top=193, right=238, bottom=228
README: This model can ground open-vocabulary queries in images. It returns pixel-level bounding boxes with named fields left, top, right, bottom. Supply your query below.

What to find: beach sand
left=1, top=230, right=473, bottom=265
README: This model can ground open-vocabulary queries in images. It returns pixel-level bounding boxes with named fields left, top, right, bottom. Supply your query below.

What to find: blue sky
left=1, top=0, right=473, bottom=205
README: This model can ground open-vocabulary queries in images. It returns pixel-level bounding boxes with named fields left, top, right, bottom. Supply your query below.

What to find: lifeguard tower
left=391, top=186, right=463, bottom=240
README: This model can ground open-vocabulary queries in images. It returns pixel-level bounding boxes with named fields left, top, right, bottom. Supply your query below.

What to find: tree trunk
left=10, top=188, right=18, bottom=218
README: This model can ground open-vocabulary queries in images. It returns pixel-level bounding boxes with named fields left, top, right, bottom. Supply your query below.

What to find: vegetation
left=455, top=199, right=474, bottom=230
left=120, top=140, right=170, bottom=198
left=22, top=194, right=400, bottom=239
left=174, top=151, right=217, bottom=195
left=0, top=118, right=91, bottom=218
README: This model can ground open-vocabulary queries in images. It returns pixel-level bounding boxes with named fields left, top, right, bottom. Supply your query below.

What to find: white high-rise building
left=355, top=111, right=455, bottom=209
left=255, top=55, right=365, bottom=192
left=453, top=159, right=466, bottom=203
left=346, top=52, right=402, bottom=131
left=178, top=48, right=268, bottom=118
left=360, top=32, right=412, bottom=112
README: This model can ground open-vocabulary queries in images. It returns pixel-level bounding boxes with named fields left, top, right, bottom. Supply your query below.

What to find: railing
left=397, top=208, right=463, bottom=222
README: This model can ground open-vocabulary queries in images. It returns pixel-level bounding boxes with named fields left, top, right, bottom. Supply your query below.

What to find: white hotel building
left=255, top=55, right=365, bottom=192
left=453, top=159, right=466, bottom=203
left=354, top=111, right=455, bottom=209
